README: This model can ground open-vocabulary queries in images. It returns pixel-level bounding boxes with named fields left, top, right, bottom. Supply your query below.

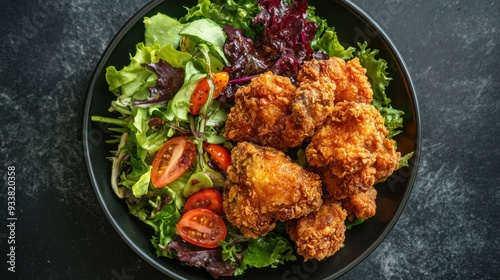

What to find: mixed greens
left=92, top=0, right=411, bottom=277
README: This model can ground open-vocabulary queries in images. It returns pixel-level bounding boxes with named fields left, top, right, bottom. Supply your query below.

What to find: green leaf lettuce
left=356, top=42, right=404, bottom=138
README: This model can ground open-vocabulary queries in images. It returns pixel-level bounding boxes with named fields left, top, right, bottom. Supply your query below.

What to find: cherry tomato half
left=189, top=72, right=229, bottom=115
left=204, top=143, right=231, bottom=173
left=151, top=136, right=196, bottom=188
left=177, top=208, right=227, bottom=248
left=184, top=188, right=224, bottom=216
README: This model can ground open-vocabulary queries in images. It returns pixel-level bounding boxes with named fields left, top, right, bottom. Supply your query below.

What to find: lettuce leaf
left=314, top=28, right=355, bottom=60
left=164, top=172, right=191, bottom=210
left=398, top=151, right=414, bottom=168
left=130, top=106, right=171, bottom=153
left=143, top=59, right=185, bottom=105
left=144, top=13, right=184, bottom=48
left=180, top=0, right=260, bottom=38
left=356, top=42, right=404, bottom=138
left=128, top=193, right=181, bottom=258
left=106, top=43, right=155, bottom=95
left=220, top=228, right=297, bottom=276
left=221, top=0, right=327, bottom=83
left=131, top=168, right=151, bottom=197
left=345, top=218, right=365, bottom=230
left=242, top=233, right=297, bottom=269
left=180, top=18, right=228, bottom=64
left=166, top=72, right=205, bottom=122
left=105, top=43, right=189, bottom=103
left=167, top=237, right=241, bottom=277
left=356, top=42, right=392, bottom=103
left=307, top=7, right=355, bottom=60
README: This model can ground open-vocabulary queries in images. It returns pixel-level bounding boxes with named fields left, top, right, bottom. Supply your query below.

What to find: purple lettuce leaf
left=253, top=0, right=318, bottom=77
left=223, top=25, right=269, bottom=79
left=134, top=59, right=184, bottom=106
left=221, top=0, right=322, bottom=96
left=167, top=237, right=242, bottom=278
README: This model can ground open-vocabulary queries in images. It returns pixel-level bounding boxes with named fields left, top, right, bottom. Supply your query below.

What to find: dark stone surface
left=0, top=0, right=498, bottom=279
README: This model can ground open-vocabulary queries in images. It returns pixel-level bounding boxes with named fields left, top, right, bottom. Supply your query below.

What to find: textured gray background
left=0, top=0, right=499, bottom=279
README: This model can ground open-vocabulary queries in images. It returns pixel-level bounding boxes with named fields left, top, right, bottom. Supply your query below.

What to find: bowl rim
left=82, top=0, right=421, bottom=279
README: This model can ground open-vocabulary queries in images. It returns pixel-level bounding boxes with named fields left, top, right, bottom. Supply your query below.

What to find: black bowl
left=83, top=0, right=421, bottom=279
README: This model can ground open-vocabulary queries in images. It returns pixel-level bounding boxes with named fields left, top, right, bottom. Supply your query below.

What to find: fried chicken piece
left=224, top=72, right=302, bottom=150
left=306, top=101, right=400, bottom=199
left=341, top=187, right=377, bottom=221
left=286, top=199, right=347, bottom=261
left=297, top=57, right=373, bottom=104
left=223, top=141, right=323, bottom=239
left=290, top=77, right=336, bottom=139
left=319, top=166, right=376, bottom=199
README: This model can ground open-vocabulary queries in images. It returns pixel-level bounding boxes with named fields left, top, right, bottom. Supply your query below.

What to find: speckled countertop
left=1, top=0, right=499, bottom=279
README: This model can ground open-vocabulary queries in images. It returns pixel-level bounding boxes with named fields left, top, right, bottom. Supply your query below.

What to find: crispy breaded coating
left=291, top=77, right=336, bottom=139
left=223, top=142, right=323, bottom=239
left=290, top=56, right=376, bottom=139
left=297, top=57, right=373, bottom=104
left=224, top=72, right=302, bottom=150
left=306, top=101, right=400, bottom=199
left=341, top=187, right=377, bottom=221
left=286, top=200, right=347, bottom=261
left=225, top=66, right=338, bottom=150
left=319, top=166, right=377, bottom=199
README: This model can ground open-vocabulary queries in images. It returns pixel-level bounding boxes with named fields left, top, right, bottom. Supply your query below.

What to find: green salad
left=92, top=0, right=412, bottom=277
